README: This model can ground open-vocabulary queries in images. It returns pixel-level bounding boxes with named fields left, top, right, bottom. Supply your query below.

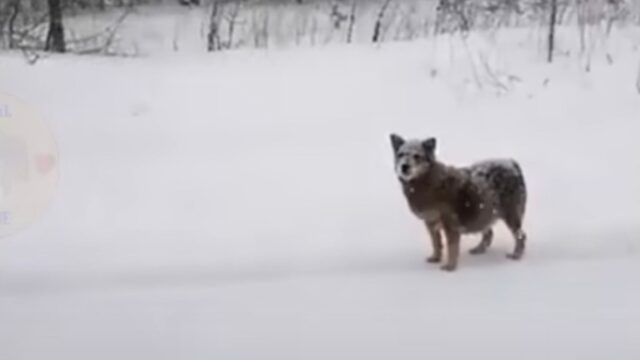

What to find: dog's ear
left=422, top=137, right=437, bottom=154
left=390, top=133, right=405, bottom=153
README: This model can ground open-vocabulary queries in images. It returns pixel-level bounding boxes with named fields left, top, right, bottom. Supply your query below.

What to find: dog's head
left=389, top=133, right=437, bottom=182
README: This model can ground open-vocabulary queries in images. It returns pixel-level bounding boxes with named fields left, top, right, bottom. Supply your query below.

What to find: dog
left=390, top=133, right=527, bottom=272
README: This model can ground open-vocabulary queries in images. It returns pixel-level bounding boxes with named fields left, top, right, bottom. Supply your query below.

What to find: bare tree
left=576, top=0, right=586, bottom=55
left=346, top=1, right=356, bottom=43
left=330, top=2, right=348, bottom=30
left=372, top=0, right=392, bottom=43
left=207, top=0, right=221, bottom=51
left=179, top=0, right=201, bottom=5
left=225, top=2, right=241, bottom=50
left=309, top=14, right=318, bottom=46
left=45, top=0, right=66, bottom=52
left=435, top=0, right=471, bottom=35
left=7, top=0, right=21, bottom=49
left=250, top=8, right=269, bottom=49
left=547, top=0, right=557, bottom=63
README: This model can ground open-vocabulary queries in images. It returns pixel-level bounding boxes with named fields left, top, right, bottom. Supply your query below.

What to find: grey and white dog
left=390, top=133, right=528, bottom=272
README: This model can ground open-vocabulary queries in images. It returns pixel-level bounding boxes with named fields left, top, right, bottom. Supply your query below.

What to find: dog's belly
left=459, top=213, right=497, bottom=233
left=413, top=208, right=440, bottom=222
left=454, top=184, right=498, bottom=233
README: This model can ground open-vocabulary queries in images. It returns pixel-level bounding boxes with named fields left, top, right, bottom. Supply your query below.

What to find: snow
left=1, top=24, right=640, bottom=359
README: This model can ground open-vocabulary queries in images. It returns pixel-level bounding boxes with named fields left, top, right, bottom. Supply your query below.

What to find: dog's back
left=468, top=159, right=527, bottom=229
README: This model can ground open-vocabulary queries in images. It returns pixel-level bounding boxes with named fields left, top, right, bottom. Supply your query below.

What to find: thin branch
left=548, top=0, right=558, bottom=63
left=7, top=0, right=20, bottom=49
left=346, top=1, right=356, bottom=44
left=225, top=2, right=241, bottom=49
left=372, top=0, right=392, bottom=43
left=207, top=0, right=221, bottom=52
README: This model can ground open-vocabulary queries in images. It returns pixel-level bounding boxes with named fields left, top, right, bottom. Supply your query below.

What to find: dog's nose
left=401, top=164, right=410, bottom=174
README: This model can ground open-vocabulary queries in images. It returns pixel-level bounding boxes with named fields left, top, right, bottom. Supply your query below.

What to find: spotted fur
left=390, top=133, right=528, bottom=272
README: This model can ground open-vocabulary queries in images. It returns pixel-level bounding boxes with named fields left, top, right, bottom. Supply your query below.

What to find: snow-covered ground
left=1, top=25, right=640, bottom=359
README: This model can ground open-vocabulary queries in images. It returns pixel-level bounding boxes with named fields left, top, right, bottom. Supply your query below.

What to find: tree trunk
left=45, top=0, right=65, bottom=53
left=207, top=0, right=220, bottom=52
left=7, top=0, right=21, bottom=49
left=547, top=0, right=557, bottom=63
left=372, top=0, right=392, bottom=43
left=346, top=1, right=356, bottom=43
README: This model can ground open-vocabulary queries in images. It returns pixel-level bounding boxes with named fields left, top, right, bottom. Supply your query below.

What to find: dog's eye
left=412, top=154, right=421, bottom=161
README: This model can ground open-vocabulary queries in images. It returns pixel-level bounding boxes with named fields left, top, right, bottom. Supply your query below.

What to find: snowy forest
left=1, top=0, right=638, bottom=58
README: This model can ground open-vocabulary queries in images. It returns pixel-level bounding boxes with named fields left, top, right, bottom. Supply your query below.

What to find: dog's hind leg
left=504, top=215, right=526, bottom=260
left=469, top=228, right=493, bottom=255
left=507, top=228, right=526, bottom=260
left=495, top=160, right=527, bottom=260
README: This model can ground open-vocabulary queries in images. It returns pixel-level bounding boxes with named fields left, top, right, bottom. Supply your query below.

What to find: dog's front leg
left=425, top=221, right=443, bottom=263
left=441, top=224, right=460, bottom=272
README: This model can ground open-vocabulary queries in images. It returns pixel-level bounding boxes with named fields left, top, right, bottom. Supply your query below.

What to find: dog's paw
left=469, top=247, right=486, bottom=255
left=440, top=263, right=457, bottom=272
left=426, top=255, right=441, bottom=264
left=506, top=252, right=523, bottom=261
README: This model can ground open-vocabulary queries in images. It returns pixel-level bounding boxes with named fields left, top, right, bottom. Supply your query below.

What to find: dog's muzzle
left=396, top=161, right=413, bottom=180
left=400, top=164, right=410, bottom=176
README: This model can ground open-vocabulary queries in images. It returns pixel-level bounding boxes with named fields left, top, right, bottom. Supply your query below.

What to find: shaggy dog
left=390, top=134, right=528, bottom=272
